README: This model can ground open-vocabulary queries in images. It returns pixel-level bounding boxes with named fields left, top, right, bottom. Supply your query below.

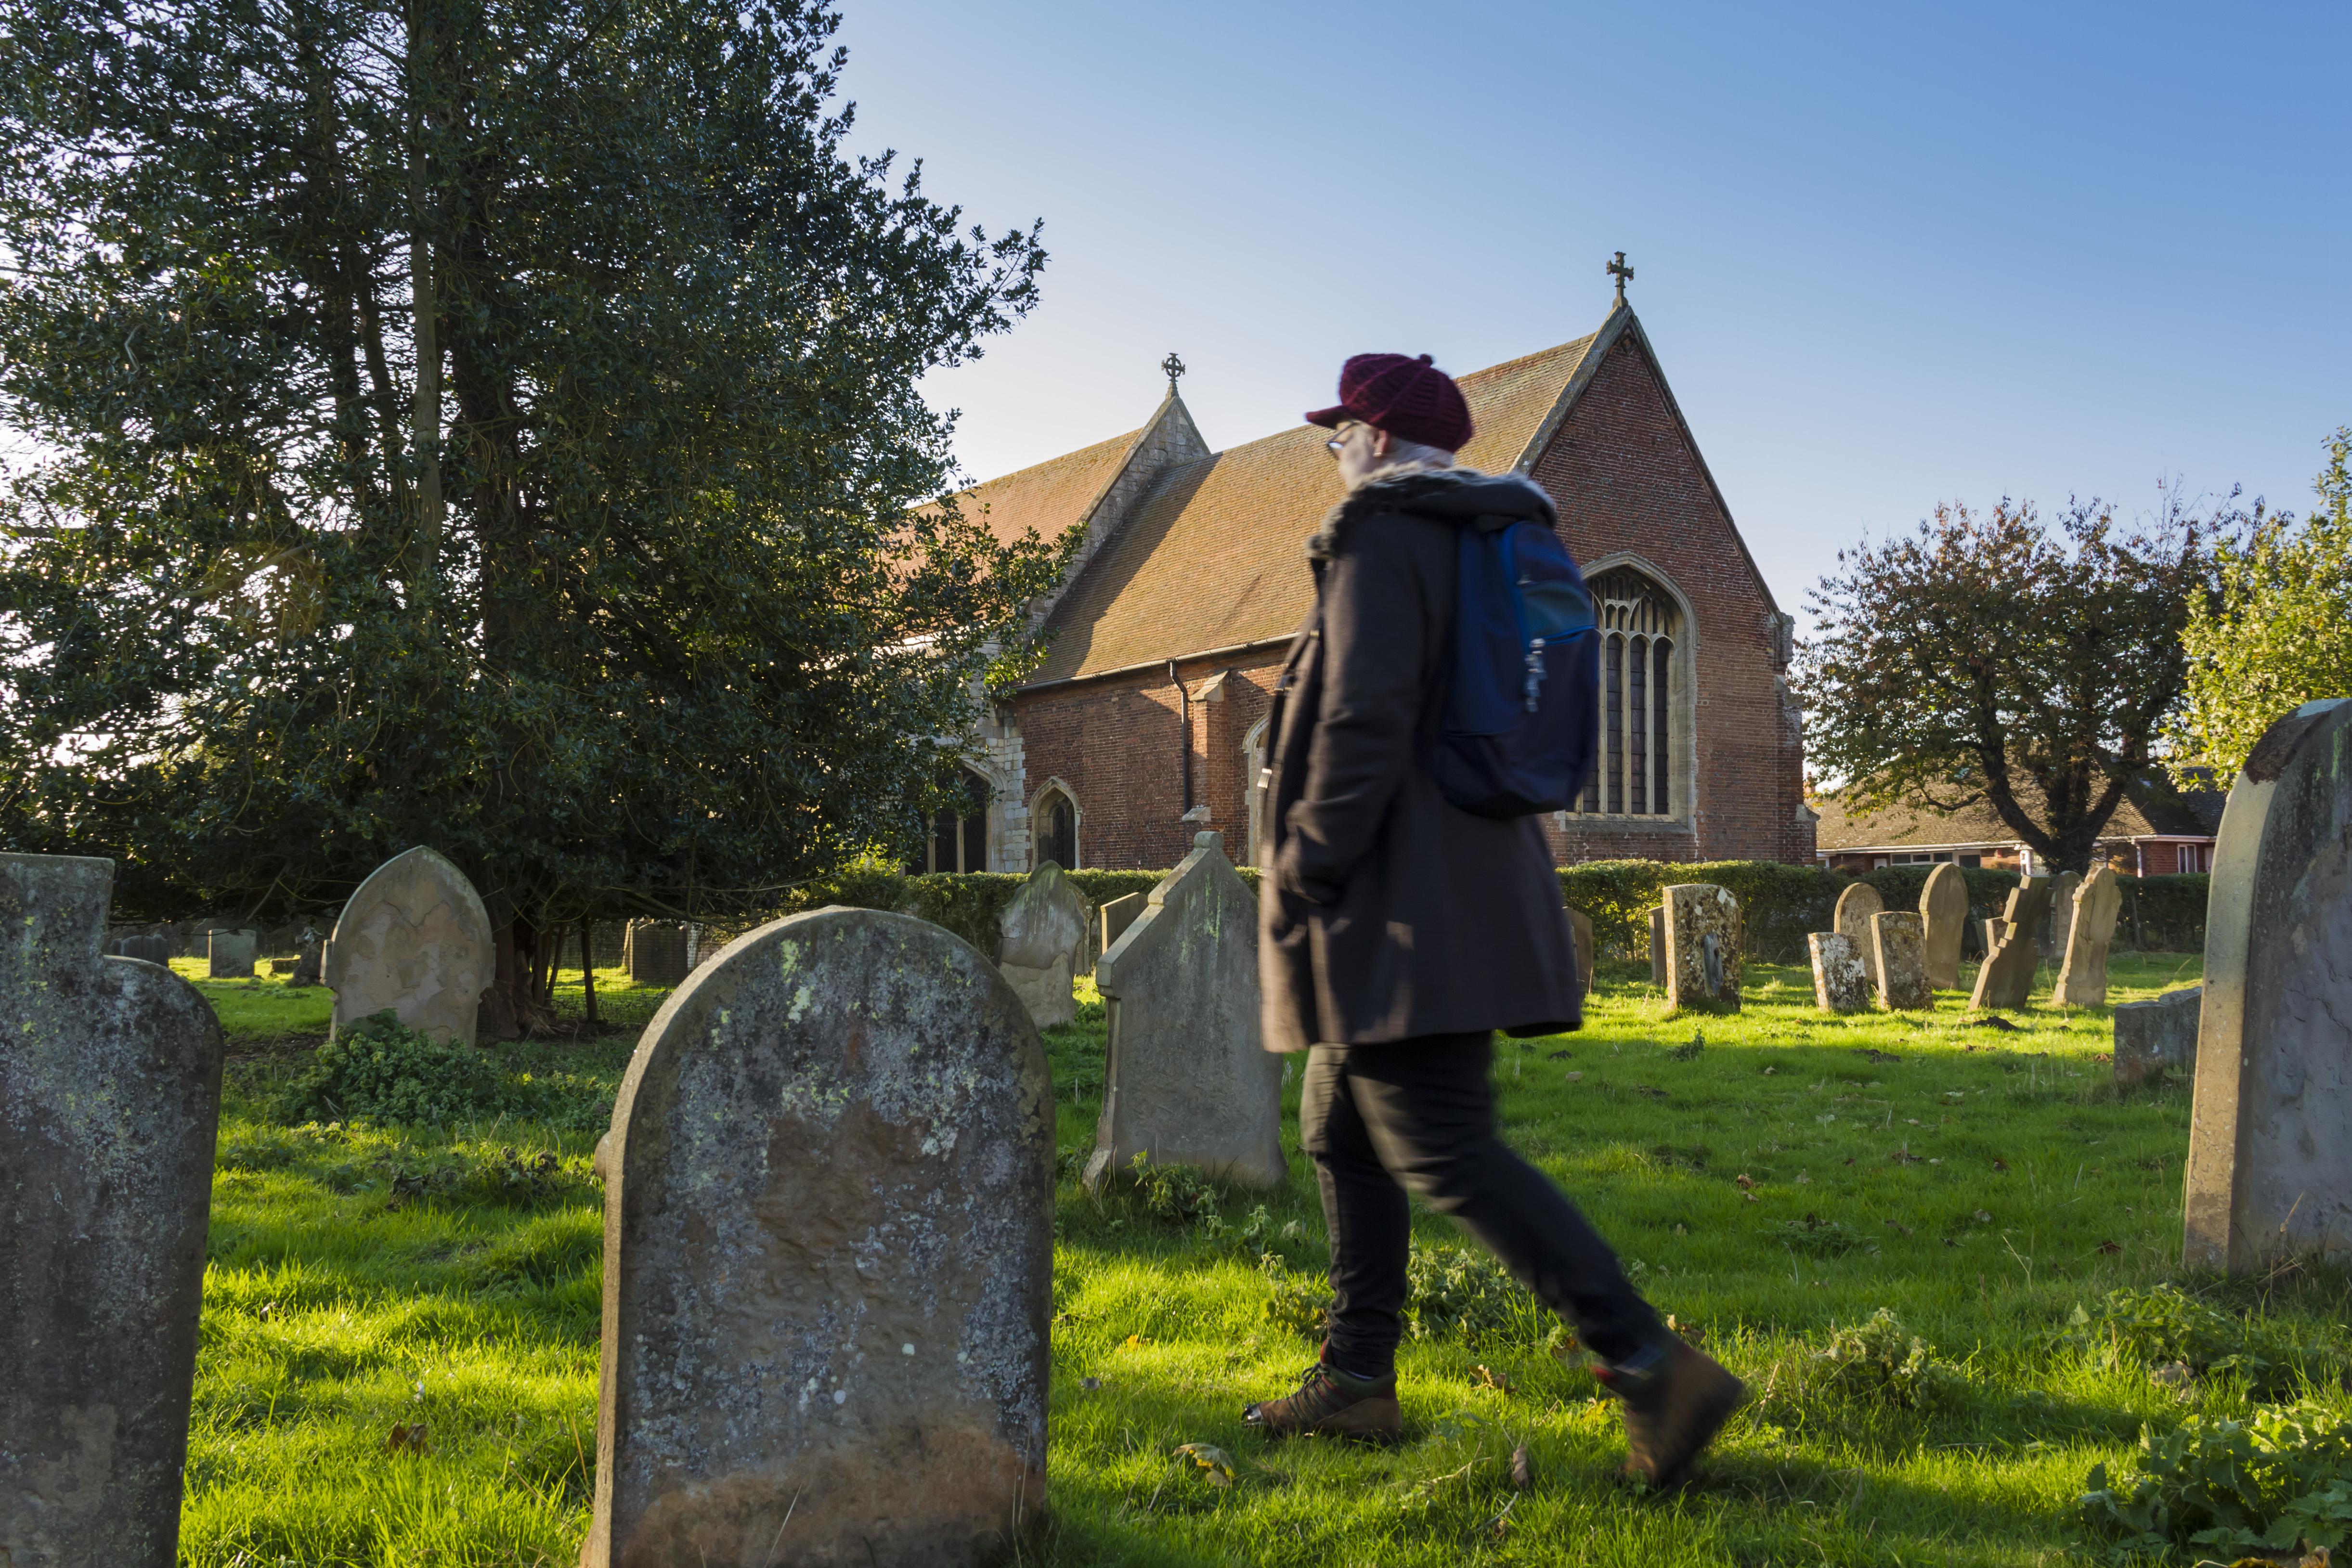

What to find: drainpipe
left=1171, top=661, right=1190, bottom=814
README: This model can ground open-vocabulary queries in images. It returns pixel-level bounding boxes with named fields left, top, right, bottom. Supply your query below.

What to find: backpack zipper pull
left=1524, top=636, right=1546, bottom=713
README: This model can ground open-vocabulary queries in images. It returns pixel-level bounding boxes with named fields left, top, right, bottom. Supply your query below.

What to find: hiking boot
left=1593, top=1337, right=1743, bottom=1489
left=1242, top=1359, right=1401, bottom=1443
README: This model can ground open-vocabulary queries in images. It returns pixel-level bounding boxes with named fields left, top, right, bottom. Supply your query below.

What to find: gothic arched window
left=911, top=769, right=991, bottom=873
left=1574, top=566, right=1682, bottom=818
left=1037, top=789, right=1078, bottom=871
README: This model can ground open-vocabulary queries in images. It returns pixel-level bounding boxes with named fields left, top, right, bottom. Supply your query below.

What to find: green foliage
left=2173, top=428, right=2352, bottom=778
left=2070, top=1284, right=2339, bottom=1396
left=2083, top=1400, right=2352, bottom=1561
left=280, top=1011, right=509, bottom=1127
left=0, top=0, right=1056, bottom=931
left=1816, top=1308, right=1966, bottom=1410
left=1403, top=1244, right=1542, bottom=1348
left=1261, top=1255, right=1331, bottom=1338
left=1768, top=1213, right=1877, bottom=1257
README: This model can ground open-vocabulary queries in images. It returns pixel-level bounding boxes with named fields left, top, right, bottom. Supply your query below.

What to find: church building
left=916, top=289, right=1817, bottom=876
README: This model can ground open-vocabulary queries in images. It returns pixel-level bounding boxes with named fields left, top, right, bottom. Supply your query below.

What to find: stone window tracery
left=1572, top=566, right=1682, bottom=819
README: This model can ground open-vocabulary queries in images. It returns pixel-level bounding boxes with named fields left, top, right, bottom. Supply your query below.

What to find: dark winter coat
left=1257, top=463, right=1585, bottom=1052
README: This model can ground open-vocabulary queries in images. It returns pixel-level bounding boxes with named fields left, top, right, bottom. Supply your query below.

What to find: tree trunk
left=481, top=916, right=558, bottom=1040
left=580, top=920, right=598, bottom=1031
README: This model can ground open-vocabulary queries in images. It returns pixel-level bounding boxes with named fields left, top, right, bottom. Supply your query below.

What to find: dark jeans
left=1300, top=1031, right=1663, bottom=1375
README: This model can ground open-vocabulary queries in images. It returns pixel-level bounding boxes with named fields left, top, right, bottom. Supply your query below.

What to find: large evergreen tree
left=0, top=0, right=1058, bottom=1027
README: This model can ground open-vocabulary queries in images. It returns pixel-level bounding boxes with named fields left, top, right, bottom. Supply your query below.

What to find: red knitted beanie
left=1304, top=352, right=1474, bottom=453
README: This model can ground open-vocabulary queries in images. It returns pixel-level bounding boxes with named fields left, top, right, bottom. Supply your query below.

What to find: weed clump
left=1405, top=1244, right=1542, bottom=1348
left=1817, top=1308, right=1966, bottom=1410
left=2082, top=1400, right=2352, bottom=1562
left=280, top=1011, right=510, bottom=1127
left=2071, top=1283, right=2341, bottom=1397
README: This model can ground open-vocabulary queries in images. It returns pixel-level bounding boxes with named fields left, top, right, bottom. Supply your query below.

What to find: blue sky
left=834, top=0, right=2349, bottom=627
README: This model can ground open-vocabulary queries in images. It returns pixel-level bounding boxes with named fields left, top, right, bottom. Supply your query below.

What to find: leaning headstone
left=1833, top=883, right=1885, bottom=994
left=1808, top=931, right=1870, bottom=1013
left=1663, top=883, right=1742, bottom=1013
left=1566, top=906, right=1595, bottom=1002
left=1098, top=890, right=1145, bottom=961
left=2183, top=699, right=2352, bottom=1273
left=586, top=906, right=1052, bottom=1567
left=2042, top=869, right=2081, bottom=958
left=1968, top=874, right=2053, bottom=1011
left=0, top=854, right=224, bottom=1567
left=623, top=920, right=688, bottom=987
left=289, top=938, right=324, bottom=988
left=997, top=860, right=1088, bottom=1029
left=1919, top=863, right=1969, bottom=990
left=2115, top=986, right=2201, bottom=1089
left=325, top=846, right=494, bottom=1045
left=1871, top=911, right=1931, bottom=1011
left=206, top=926, right=256, bottom=979
left=1086, top=832, right=1284, bottom=1190
left=1648, top=905, right=1666, bottom=987
left=2053, top=863, right=2125, bottom=1006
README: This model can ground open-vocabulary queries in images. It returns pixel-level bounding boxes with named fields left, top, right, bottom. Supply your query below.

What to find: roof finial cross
left=1607, top=250, right=1634, bottom=304
left=1160, top=351, right=1186, bottom=396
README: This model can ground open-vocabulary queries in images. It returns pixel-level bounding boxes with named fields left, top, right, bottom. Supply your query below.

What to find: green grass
left=180, top=948, right=2352, bottom=1567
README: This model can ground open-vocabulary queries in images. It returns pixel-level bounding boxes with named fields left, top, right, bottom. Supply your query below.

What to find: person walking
left=1243, top=351, right=1742, bottom=1489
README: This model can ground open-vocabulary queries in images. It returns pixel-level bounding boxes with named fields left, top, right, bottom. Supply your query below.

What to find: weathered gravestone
left=1968, top=875, right=2054, bottom=1011
left=2053, top=863, right=2125, bottom=1006
left=2115, top=986, right=2201, bottom=1089
left=1664, top=883, right=1742, bottom=1013
left=1086, top=832, right=1284, bottom=1191
left=1566, top=906, right=1595, bottom=1002
left=0, top=854, right=224, bottom=1567
left=1808, top=931, right=1870, bottom=1013
left=206, top=927, right=256, bottom=979
left=1098, top=891, right=1144, bottom=961
left=325, top=846, right=494, bottom=1045
left=622, top=920, right=689, bottom=987
left=289, top=933, right=324, bottom=988
left=1919, top=863, right=1969, bottom=990
left=997, top=861, right=1088, bottom=1029
left=2183, top=699, right=2352, bottom=1272
left=586, top=906, right=1053, bottom=1568
left=2042, top=869, right=2080, bottom=958
left=1871, top=911, right=1931, bottom=1011
left=1832, top=883, right=1884, bottom=994
left=1649, top=906, right=1666, bottom=987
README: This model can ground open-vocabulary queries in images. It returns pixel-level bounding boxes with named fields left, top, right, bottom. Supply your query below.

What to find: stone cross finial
left=1608, top=251, right=1635, bottom=303
left=1161, top=351, right=1185, bottom=395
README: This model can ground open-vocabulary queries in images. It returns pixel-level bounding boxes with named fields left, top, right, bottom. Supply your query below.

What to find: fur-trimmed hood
left=1306, top=463, right=1558, bottom=559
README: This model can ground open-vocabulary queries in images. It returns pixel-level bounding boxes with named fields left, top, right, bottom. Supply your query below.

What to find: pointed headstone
left=1664, top=883, right=1742, bottom=1013
left=1968, top=874, right=2053, bottom=1011
left=1097, top=891, right=1145, bottom=961
left=1832, top=883, right=1885, bottom=994
left=2053, top=864, right=2125, bottom=1006
left=0, top=854, right=223, bottom=1567
left=1918, top=864, right=1969, bottom=990
left=586, top=906, right=1053, bottom=1566
left=2183, top=700, right=2352, bottom=1273
left=997, top=860, right=1088, bottom=1028
left=1566, top=906, right=1595, bottom=1002
left=1808, top=931, right=1870, bottom=1013
left=206, top=926, right=256, bottom=979
left=1871, top=911, right=1931, bottom=1011
left=325, top=846, right=494, bottom=1045
left=2042, top=869, right=2080, bottom=957
left=1088, top=832, right=1284, bottom=1190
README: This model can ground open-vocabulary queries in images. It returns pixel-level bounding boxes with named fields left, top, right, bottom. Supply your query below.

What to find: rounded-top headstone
left=325, top=845, right=494, bottom=1044
left=586, top=906, right=1053, bottom=1568
left=1833, top=882, right=1885, bottom=988
left=996, top=861, right=1089, bottom=1028
left=1918, top=863, right=1970, bottom=990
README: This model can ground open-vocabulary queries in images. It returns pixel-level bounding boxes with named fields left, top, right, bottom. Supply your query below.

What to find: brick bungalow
left=1812, top=775, right=2223, bottom=875
left=913, top=296, right=1816, bottom=874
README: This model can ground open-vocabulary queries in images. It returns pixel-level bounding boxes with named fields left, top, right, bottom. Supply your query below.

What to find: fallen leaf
left=1743, top=1191, right=1759, bottom=1203
left=1944, top=1238, right=1959, bottom=1247
left=1564, top=1070, right=1584, bottom=1082
left=1635, top=1086, right=1668, bottom=1101
left=1547, top=1050, right=1573, bottom=1060
left=1079, top=1376, right=1103, bottom=1391
left=1885, top=1220, right=1914, bottom=1236
left=1854, top=1048, right=1902, bottom=1064
left=1172, top=1442, right=1236, bottom=1487
left=1993, top=1159, right=2011, bottom=1173
left=385, top=1422, right=430, bottom=1456
left=1844, top=1156, right=1855, bottom=1166
left=2091, top=1051, right=2112, bottom=1063
left=1472, top=1364, right=1514, bottom=1396
left=1735, top=1173, right=1754, bottom=1190
left=1510, top=1444, right=1533, bottom=1490
left=1974, top=1209, right=1993, bottom=1223
left=2096, top=1240, right=2122, bottom=1255
left=2149, top=1361, right=2194, bottom=1391
left=1666, top=1314, right=1705, bottom=1347
left=1123, top=1334, right=1150, bottom=1350
left=1973, top=1014, right=2021, bottom=1033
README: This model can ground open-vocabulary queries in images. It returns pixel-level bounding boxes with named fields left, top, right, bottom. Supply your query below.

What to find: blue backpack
left=1426, top=517, right=1600, bottom=817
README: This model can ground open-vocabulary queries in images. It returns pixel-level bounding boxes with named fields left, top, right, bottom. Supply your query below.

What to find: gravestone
left=1967, top=875, right=2053, bottom=1011
left=1649, top=906, right=1666, bottom=987
left=2115, top=986, right=2201, bottom=1089
left=206, top=927, right=256, bottom=979
left=622, top=920, right=689, bottom=987
left=586, top=906, right=1052, bottom=1567
left=290, top=937, right=324, bottom=988
left=1833, top=883, right=1885, bottom=994
left=1567, top=906, right=1595, bottom=1002
left=0, top=854, right=224, bottom=1567
left=1098, top=891, right=1145, bottom=961
left=2042, top=869, right=2081, bottom=958
left=325, top=846, right=494, bottom=1045
left=1085, top=832, right=1284, bottom=1190
left=997, top=861, right=1088, bottom=1029
left=2053, top=863, right=2125, bottom=1006
left=1807, top=931, right=1870, bottom=1013
left=1919, top=863, right=1969, bottom=990
left=1871, top=911, right=1931, bottom=1011
left=2182, top=699, right=2352, bottom=1273
left=1663, top=883, right=1742, bottom=1013
left=116, top=932, right=170, bottom=966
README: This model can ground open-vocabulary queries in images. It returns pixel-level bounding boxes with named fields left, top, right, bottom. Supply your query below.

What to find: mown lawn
left=179, top=947, right=2352, bottom=1567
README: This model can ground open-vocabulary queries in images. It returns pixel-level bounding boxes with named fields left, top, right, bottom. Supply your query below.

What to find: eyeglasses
left=1323, top=422, right=1359, bottom=458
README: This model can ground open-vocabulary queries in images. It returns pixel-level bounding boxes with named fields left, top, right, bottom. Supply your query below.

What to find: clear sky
left=833, top=0, right=2349, bottom=627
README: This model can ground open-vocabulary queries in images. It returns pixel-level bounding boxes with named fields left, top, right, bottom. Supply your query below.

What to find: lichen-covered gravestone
left=586, top=906, right=1053, bottom=1568
left=1919, top=863, right=1969, bottom=990
left=996, top=860, right=1088, bottom=1029
left=2115, top=986, right=2201, bottom=1089
left=1808, top=931, right=1870, bottom=1013
left=1968, top=875, right=2053, bottom=1011
left=1871, top=911, right=1931, bottom=1010
left=1566, top=906, right=1595, bottom=1002
left=2053, top=863, right=2124, bottom=1006
left=1664, top=883, right=1742, bottom=1013
left=1832, top=883, right=1884, bottom=995
left=206, top=926, right=256, bottom=979
left=0, top=854, right=223, bottom=1567
left=2183, top=700, right=2352, bottom=1272
left=1087, top=832, right=1284, bottom=1190
left=325, top=846, right=494, bottom=1045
